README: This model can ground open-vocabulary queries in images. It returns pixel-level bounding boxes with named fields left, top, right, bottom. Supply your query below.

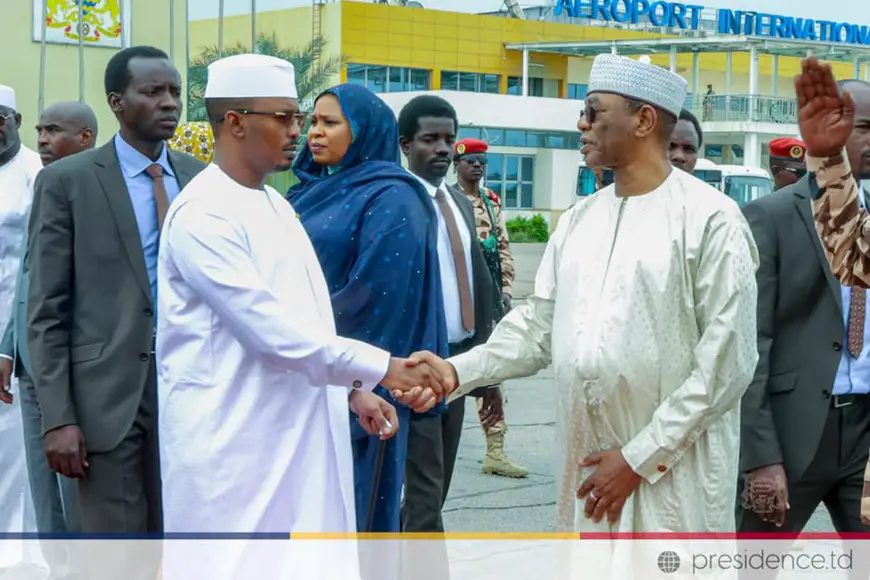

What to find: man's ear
left=634, top=105, right=658, bottom=140
left=399, top=136, right=410, bottom=156
left=81, top=128, right=95, bottom=149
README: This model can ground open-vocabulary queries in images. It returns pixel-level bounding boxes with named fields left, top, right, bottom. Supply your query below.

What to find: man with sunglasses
left=450, top=138, right=528, bottom=480
left=768, top=137, right=807, bottom=191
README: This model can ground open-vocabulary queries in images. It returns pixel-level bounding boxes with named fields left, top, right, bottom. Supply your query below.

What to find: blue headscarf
left=290, top=83, right=407, bottom=194
left=287, top=83, right=449, bottom=415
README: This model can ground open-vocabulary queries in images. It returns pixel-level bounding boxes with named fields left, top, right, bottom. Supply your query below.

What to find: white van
left=576, top=160, right=772, bottom=207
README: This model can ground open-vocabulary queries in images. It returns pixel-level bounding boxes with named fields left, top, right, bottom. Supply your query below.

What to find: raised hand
left=795, top=56, right=855, bottom=157
left=349, top=390, right=399, bottom=440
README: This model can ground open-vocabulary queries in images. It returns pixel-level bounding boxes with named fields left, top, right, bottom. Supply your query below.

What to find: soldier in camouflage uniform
left=451, top=138, right=528, bottom=478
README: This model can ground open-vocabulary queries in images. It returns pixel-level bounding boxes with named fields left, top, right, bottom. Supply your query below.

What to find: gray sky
left=189, top=0, right=866, bottom=25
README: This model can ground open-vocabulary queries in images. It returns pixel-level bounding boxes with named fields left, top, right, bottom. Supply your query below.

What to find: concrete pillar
left=692, top=51, right=700, bottom=96
left=771, top=54, right=778, bottom=96
left=855, top=58, right=861, bottom=80
left=669, top=46, right=677, bottom=73
left=725, top=51, right=732, bottom=121
left=749, top=46, right=759, bottom=122
left=611, top=43, right=617, bottom=55
left=522, top=49, right=529, bottom=97
left=744, top=133, right=761, bottom=169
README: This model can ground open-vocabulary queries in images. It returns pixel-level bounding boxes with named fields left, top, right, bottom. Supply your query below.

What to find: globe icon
left=657, top=550, right=681, bottom=574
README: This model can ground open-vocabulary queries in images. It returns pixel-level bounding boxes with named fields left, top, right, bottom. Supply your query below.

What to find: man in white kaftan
left=0, top=85, right=44, bottom=575
left=400, top=54, right=759, bottom=577
left=157, top=55, right=444, bottom=580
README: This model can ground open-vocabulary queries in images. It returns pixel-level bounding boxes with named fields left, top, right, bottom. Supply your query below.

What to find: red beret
left=455, top=138, right=488, bottom=156
left=769, top=137, right=806, bottom=161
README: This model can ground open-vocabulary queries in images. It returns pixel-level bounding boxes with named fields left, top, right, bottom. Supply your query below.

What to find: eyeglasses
left=0, top=113, right=15, bottom=129
left=772, top=165, right=807, bottom=177
left=220, top=109, right=307, bottom=129
left=460, top=154, right=488, bottom=165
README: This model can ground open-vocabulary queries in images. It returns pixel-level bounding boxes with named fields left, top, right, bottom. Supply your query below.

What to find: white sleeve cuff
left=332, top=337, right=391, bottom=392
left=0, top=354, right=13, bottom=362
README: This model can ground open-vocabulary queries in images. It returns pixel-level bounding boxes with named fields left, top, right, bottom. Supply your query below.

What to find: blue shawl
left=288, top=84, right=449, bottom=428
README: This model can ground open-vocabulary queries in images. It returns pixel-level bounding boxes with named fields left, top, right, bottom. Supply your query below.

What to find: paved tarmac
left=442, top=243, right=835, bottom=535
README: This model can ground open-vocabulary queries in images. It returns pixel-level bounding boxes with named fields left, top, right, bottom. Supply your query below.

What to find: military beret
left=769, top=137, right=806, bottom=161
left=455, top=138, right=488, bottom=156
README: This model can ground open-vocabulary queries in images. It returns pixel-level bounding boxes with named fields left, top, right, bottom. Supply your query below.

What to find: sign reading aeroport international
left=554, top=0, right=870, bottom=46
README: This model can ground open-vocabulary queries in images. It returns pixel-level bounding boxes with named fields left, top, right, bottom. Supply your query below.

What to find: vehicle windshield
left=723, top=176, right=772, bottom=206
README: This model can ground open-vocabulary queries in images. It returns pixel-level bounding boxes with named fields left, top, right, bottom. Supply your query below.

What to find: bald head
left=36, top=101, right=98, bottom=166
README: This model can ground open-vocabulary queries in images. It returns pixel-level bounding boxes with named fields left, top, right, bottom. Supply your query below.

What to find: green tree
left=186, top=32, right=344, bottom=122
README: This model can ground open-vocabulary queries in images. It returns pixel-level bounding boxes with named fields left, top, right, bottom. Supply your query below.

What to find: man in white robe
left=399, top=54, right=760, bottom=575
left=0, top=85, right=45, bottom=576
left=157, top=55, right=444, bottom=580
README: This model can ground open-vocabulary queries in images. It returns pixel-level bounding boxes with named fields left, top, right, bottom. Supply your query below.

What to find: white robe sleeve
left=165, top=203, right=391, bottom=391
left=447, top=207, right=571, bottom=400
left=621, top=209, right=760, bottom=484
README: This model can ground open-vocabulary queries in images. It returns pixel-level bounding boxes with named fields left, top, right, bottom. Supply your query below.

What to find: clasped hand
left=380, top=351, right=459, bottom=413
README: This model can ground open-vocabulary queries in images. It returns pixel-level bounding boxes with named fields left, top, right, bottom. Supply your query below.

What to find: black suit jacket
left=27, top=140, right=206, bottom=452
left=740, top=176, right=867, bottom=481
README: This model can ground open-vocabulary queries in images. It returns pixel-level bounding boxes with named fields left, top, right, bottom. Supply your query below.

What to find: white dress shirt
left=411, top=172, right=476, bottom=344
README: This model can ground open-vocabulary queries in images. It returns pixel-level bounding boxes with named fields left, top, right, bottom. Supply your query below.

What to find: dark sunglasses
left=459, top=154, right=488, bottom=165
left=772, top=165, right=807, bottom=177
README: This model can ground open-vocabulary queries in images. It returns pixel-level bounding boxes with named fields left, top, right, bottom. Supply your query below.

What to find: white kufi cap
left=0, top=85, right=15, bottom=110
left=205, top=54, right=298, bottom=100
left=587, top=53, right=687, bottom=118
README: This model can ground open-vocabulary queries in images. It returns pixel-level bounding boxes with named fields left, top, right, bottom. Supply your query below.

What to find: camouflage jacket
left=807, top=153, right=870, bottom=525
left=462, top=187, right=516, bottom=297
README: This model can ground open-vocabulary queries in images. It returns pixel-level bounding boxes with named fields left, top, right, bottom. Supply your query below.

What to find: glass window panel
left=441, top=71, right=458, bottom=90
left=505, top=156, right=519, bottom=181
left=530, top=78, right=544, bottom=97
left=504, top=130, right=525, bottom=147
left=484, top=74, right=500, bottom=94
left=526, top=131, right=547, bottom=148
left=486, top=180, right=503, bottom=197
left=484, top=129, right=503, bottom=146
left=521, top=156, right=534, bottom=181
left=458, top=126, right=482, bottom=140
left=459, top=72, right=478, bottom=92
left=566, top=133, right=581, bottom=150
left=410, top=69, right=430, bottom=90
left=507, top=77, right=521, bottom=95
left=367, top=66, right=387, bottom=93
left=389, top=67, right=405, bottom=92
left=504, top=183, right=518, bottom=208
left=520, top=183, right=534, bottom=209
left=347, top=64, right=366, bottom=86
left=545, top=134, right=566, bottom=148
left=486, top=153, right=504, bottom=182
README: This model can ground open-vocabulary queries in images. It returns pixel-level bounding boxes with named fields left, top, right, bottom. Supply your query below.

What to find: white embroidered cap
left=0, top=85, right=16, bottom=110
left=587, top=53, right=687, bottom=118
left=205, top=54, right=298, bottom=100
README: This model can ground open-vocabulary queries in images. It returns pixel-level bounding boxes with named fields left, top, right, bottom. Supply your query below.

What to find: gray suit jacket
left=26, top=141, right=206, bottom=453
left=740, top=176, right=866, bottom=481
left=0, top=236, right=32, bottom=376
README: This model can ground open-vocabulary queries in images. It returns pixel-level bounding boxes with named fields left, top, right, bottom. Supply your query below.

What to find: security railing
left=684, top=94, right=798, bottom=124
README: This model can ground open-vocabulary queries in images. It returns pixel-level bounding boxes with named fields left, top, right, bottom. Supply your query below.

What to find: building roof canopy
left=505, top=35, right=870, bottom=63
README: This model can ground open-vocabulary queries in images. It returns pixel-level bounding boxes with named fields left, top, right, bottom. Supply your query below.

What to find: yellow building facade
left=1, top=0, right=187, bottom=151
left=188, top=0, right=855, bottom=103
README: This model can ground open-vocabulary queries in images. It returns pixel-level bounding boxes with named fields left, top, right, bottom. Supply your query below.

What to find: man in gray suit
left=0, top=101, right=97, bottom=578
left=739, top=81, right=870, bottom=578
left=397, top=95, right=500, bottom=537
left=26, top=46, right=206, bottom=540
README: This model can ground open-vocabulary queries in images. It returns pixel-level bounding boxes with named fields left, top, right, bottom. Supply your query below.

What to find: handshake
left=381, top=351, right=459, bottom=413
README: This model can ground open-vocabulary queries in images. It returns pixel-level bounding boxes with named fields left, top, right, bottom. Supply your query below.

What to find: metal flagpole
left=251, top=0, right=257, bottom=53
left=218, top=0, right=224, bottom=57
left=118, top=0, right=126, bottom=48
left=78, top=0, right=85, bottom=102
left=169, top=0, right=176, bottom=63
left=38, top=0, right=49, bottom=115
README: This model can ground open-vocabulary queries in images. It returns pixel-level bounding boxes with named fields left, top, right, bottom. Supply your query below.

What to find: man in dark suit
left=26, top=46, right=206, bottom=540
left=0, top=100, right=97, bottom=580
left=397, top=95, right=500, bottom=536
left=739, top=82, right=870, bottom=576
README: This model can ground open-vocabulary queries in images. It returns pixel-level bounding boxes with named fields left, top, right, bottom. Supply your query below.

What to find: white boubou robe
left=156, top=164, right=391, bottom=580
left=0, top=146, right=42, bottom=568
left=450, top=169, right=759, bottom=576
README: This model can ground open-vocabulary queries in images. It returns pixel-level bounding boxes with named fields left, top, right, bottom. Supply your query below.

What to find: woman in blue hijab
left=288, top=84, right=449, bottom=535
